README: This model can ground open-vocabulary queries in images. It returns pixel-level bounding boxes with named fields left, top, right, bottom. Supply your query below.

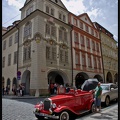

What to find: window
left=91, top=28, right=94, bottom=35
left=74, top=18, right=77, bottom=26
left=23, top=46, right=31, bottom=61
left=46, top=6, right=49, bottom=13
left=95, top=31, right=98, bottom=38
left=82, top=54, right=86, bottom=66
left=96, top=43, right=99, bottom=52
left=2, top=57, right=5, bottom=68
left=59, top=13, right=62, bottom=20
left=63, top=15, right=66, bottom=22
left=9, top=36, right=12, bottom=47
left=58, top=12, right=66, bottom=22
left=86, top=38, right=90, bottom=48
left=88, top=55, right=92, bottom=67
left=74, top=32, right=79, bottom=42
left=15, top=32, right=18, bottom=44
left=75, top=52, right=79, bottom=64
left=93, top=57, right=97, bottom=68
left=14, top=51, right=17, bottom=64
left=24, top=22, right=32, bottom=38
left=46, top=23, right=56, bottom=37
left=3, top=40, right=6, bottom=50
left=52, top=47, right=56, bottom=60
left=51, top=8, right=54, bottom=16
left=85, top=25, right=89, bottom=32
left=59, top=29, right=67, bottom=42
left=46, top=46, right=50, bottom=59
left=26, top=6, right=33, bottom=16
left=65, top=51, right=68, bottom=63
left=8, top=54, right=11, bottom=66
left=92, top=41, right=95, bottom=50
left=60, top=50, right=64, bottom=62
left=80, top=21, right=83, bottom=29
left=80, top=35, right=84, bottom=46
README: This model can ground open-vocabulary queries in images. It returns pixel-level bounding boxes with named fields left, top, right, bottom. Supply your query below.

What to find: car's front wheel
left=35, top=114, right=44, bottom=120
left=90, top=103, right=95, bottom=113
left=59, top=111, right=69, bottom=120
left=105, top=96, right=110, bottom=107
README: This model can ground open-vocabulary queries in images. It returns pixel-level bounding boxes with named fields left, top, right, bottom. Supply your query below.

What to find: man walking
left=94, top=82, right=102, bottom=112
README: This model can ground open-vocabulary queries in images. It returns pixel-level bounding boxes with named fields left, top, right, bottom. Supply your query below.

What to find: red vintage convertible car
left=33, top=88, right=94, bottom=120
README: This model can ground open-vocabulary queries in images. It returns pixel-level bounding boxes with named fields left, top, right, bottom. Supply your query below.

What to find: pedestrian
left=54, top=83, right=57, bottom=94
left=94, top=82, right=102, bottom=112
left=21, top=84, right=25, bottom=96
left=2, top=86, right=5, bottom=96
left=5, top=86, right=9, bottom=95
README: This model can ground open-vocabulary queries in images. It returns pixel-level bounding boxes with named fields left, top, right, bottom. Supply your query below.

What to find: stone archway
left=75, top=72, right=89, bottom=89
left=21, top=70, right=30, bottom=95
left=106, top=72, right=112, bottom=83
left=94, top=74, right=103, bottom=83
left=7, top=78, right=11, bottom=91
left=12, top=77, right=17, bottom=86
left=48, top=70, right=68, bottom=85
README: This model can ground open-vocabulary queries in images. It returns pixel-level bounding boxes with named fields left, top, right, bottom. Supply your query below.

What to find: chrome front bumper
left=33, top=111, right=59, bottom=119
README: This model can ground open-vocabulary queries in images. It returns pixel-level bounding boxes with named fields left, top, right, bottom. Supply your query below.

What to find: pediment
left=78, top=13, right=94, bottom=27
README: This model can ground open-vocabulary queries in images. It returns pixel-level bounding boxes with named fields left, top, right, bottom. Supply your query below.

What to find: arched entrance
left=7, top=78, right=11, bottom=91
left=12, top=77, right=17, bottom=87
left=75, top=72, right=89, bottom=89
left=48, top=71, right=68, bottom=85
left=106, top=72, right=112, bottom=83
left=94, top=74, right=103, bottom=83
left=21, top=70, right=30, bottom=95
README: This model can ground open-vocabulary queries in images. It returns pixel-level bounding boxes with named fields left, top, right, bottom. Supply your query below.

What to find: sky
left=2, top=0, right=118, bottom=41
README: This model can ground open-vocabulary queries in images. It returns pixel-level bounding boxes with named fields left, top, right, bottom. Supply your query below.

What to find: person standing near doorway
left=94, top=82, right=102, bottom=112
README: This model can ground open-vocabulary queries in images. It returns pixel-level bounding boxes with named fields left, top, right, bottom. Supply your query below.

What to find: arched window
left=24, top=22, right=32, bottom=38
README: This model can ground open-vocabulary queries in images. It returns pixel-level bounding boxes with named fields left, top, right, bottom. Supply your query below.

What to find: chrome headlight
left=52, top=103, right=57, bottom=108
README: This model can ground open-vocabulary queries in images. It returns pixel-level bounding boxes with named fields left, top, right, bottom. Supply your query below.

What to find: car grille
left=44, top=99, right=51, bottom=111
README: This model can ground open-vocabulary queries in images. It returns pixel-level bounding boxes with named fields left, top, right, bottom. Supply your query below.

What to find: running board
left=78, top=110, right=90, bottom=114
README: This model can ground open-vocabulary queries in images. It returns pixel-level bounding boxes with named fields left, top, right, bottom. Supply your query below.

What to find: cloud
left=62, top=0, right=86, bottom=15
left=5, top=0, right=25, bottom=9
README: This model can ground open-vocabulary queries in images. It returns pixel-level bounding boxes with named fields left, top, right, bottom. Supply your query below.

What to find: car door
left=110, top=84, right=117, bottom=100
left=112, top=84, right=118, bottom=99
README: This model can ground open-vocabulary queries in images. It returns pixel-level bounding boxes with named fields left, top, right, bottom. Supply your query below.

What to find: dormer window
left=46, top=5, right=54, bottom=16
left=46, top=6, right=49, bottom=13
left=58, top=12, right=66, bottom=22
left=26, top=6, right=33, bottom=16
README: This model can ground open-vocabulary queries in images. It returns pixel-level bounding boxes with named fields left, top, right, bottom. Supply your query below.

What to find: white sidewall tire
left=60, top=111, right=69, bottom=120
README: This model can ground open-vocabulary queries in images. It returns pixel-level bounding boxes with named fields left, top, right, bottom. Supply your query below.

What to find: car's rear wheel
left=105, top=96, right=110, bottom=107
left=59, top=111, right=69, bottom=120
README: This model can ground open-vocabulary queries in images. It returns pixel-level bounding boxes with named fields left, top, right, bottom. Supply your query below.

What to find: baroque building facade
left=2, top=0, right=118, bottom=96
left=69, top=13, right=104, bottom=89
left=2, top=0, right=72, bottom=96
left=94, top=22, right=118, bottom=84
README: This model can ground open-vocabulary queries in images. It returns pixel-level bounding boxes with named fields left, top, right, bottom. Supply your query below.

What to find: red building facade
left=69, top=13, right=104, bottom=89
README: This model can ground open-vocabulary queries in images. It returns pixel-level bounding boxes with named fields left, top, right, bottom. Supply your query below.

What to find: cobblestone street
left=2, top=97, right=118, bottom=120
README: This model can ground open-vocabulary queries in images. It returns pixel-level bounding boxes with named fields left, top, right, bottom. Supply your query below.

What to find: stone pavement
left=77, top=104, right=118, bottom=120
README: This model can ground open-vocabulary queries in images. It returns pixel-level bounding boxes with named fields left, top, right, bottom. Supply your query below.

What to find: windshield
left=101, top=85, right=109, bottom=90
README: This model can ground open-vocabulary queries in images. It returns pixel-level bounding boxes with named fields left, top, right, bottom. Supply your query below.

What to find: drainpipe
left=70, top=24, right=73, bottom=87
left=99, top=29, right=105, bottom=83
left=15, top=24, right=20, bottom=87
